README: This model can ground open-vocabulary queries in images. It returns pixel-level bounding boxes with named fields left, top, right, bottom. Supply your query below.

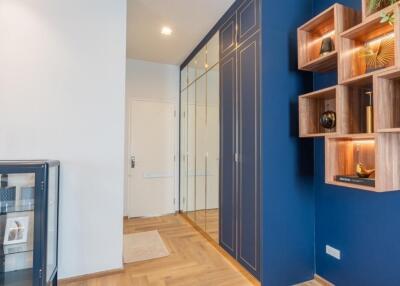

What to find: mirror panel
left=181, top=66, right=188, bottom=91
left=195, top=47, right=207, bottom=79
left=180, top=89, right=188, bottom=212
left=206, top=64, right=220, bottom=242
left=195, top=75, right=207, bottom=231
left=187, top=83, right=196, bottom=221
left=180, top=35, right=220, bottom=241
left=207, top=32, right=220, bottom=69
left=188, top=59, right=196, bottom=85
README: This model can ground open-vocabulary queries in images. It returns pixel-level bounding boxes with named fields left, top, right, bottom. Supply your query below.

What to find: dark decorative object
left=320, top=110, right=336, bottom=129
left=320, top=37, right=334, bottom=56
left=1, top=174, right=8, bottom=188
left=356, top=163, right=375, bottom=178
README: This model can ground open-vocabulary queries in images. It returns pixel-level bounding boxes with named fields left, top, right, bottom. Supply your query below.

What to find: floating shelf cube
left=299, top=86, right=342, bottom=137
left=341, top=76, right=374, bottom=134
left=339, top=4, right=400, bottom=83
left=374, top=68, right=400, bottom=132
left=325, top=133, right=376, bottom=191
left=298, top=4, right=360, bottom=72
left=362, top=0, right=399, bottom=21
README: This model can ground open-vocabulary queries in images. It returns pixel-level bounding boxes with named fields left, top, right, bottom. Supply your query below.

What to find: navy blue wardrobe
left=220, top=0, right=261, bottom=279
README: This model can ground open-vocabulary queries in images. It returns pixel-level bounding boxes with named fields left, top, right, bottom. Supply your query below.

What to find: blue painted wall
left=313, top=1, right=400, bottom=285
left=261, top=0, right=316, bottom=285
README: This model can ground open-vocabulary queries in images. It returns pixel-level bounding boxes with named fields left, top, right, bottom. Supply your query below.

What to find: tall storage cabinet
left=220, top=0, right=261, bottom=279
left=0, top=161, right=60, bottom=286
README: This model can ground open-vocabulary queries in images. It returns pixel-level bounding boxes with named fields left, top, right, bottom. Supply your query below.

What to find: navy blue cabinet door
left=220, top=13, right=237, bottom=59
left=237, top=0, right=260, bottom=44
left=220, top=50, right=237, bottom=257
left=237, top=32, right=260, bottom=278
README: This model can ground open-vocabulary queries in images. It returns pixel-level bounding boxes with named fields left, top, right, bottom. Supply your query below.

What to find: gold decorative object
left=356, top=163, right=375, bottom=178
left=359, top=35, right=395, bottom=73
left=365, top=90, right=374, bottom=133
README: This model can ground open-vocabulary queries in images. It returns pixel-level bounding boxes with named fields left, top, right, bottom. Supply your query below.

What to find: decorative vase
left=320, top=37, right=334, bottom=56
left=320, top=110, right=336, bottom=130
left=365, top=90, right=374, bottom=133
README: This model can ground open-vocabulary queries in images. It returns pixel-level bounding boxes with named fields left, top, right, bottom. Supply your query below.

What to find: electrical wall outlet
left=326, top=245, right=341, bottom=260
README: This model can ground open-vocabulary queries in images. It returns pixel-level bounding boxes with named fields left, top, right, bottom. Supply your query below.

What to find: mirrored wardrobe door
left=206, top=32, right=219, bottom=70
left=205, top=64, right=220, bottom=242
left=180, top=89, right=188, bottom=213
left=187, top=83, right=196, bottom=221
left=195, top=74, right=207, bottom=231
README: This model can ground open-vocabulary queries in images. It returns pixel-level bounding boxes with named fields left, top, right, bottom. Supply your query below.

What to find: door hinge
left=40, top=181, right=45, bottom=191
left=38, top=268, right=43, bottom=279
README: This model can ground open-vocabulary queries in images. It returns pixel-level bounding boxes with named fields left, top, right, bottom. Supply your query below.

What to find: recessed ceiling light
left=161, top=26, right=172, bottom=36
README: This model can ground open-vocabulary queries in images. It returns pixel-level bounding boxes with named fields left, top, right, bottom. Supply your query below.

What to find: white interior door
left=127, top=99, right=176, bottom=218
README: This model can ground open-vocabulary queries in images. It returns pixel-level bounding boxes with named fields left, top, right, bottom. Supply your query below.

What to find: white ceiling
left=126, top=0, right=235, bottom=65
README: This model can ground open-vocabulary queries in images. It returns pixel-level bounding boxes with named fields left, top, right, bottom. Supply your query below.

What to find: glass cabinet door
left=206, top=64, right=220, bottom=242
left=0, top=172, right=35, bottom=285
left=195, top=75, right=207, bottom=232
left=180, top=90, right=188, bottom=213
left=46, top=166, right=59, bottom=282
left=187, top=83, right=196, bottom=221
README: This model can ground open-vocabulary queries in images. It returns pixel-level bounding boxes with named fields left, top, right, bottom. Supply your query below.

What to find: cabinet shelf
left=0, top=269, right=32, bottom=286
left=1, top=243, right=33, bottom=257
left=339, top=4, right=400, bottom=82
left=0, top=201, right=34, bottom=215
left=299, top=86, right=341, bottom=137
left=325, top=134, right=376, bottom=191
left=297, top=4, right=360, bottom=72
left=374, top=68, right=400, bottom=132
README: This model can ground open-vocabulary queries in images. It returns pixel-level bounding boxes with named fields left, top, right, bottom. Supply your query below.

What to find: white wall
left=0, top=0, right=127, bottom=279
left=125, top=59, right=179, bottom=215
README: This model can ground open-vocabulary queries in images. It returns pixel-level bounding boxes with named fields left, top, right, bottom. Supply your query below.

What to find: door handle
left=131, top=156, right=136, bottom=168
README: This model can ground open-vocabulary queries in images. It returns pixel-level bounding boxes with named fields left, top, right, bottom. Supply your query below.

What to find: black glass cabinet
left=0, top=161, right=60, bottom=286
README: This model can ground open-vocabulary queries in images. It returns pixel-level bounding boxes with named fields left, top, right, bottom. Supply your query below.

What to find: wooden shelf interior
left=326, top=135, right=376, bottom=190
left=299, top=87, right=337, bottom=137
left=342, top=77, right=374, bottom=134
left=375, top=69, right=400, bottom=131
left=298, top=6, right=336, bottom=71
left=376, top=133, right=400, bottom=191
left=340, top=12, right=397, bottom=82
left=362, top=0, right=399, bottom=20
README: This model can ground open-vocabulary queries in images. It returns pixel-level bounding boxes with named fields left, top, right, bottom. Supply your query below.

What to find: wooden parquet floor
left=60, top=214, right=253, bottom=286
left=60, top=214, right=325, bottom=286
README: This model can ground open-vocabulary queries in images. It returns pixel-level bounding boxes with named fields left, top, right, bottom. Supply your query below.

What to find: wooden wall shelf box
left=362, top=0, right=399, bottom=21
left=298, top=1, right=400, bottom=192
left=339, top=4, right=400, bottom=83
left=299, top=86, right=342, bottom=137
left=298, top=4, right=360, bottom=72
left=341, top=76, right=374, bottom=134
left=374, top=68, right=400, bottom=132
left=325, top=134, right=376, bottom=192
